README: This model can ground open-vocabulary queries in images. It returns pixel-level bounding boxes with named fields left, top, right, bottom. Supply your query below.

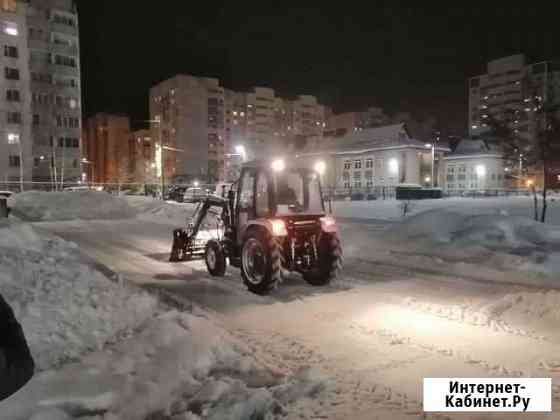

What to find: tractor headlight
left=320, top=216, right=338, bottom=233
left=270, top=219, right=288, bottom=236
left=271, top=159, right=285, bottom=172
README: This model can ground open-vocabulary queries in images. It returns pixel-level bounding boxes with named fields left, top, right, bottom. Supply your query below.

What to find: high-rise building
left=82, top=113, right=132, bottom=184
left=151, top=75, right=326, bottom=182
left=0, top=0, right=31, bottom=186
left=468, top=54, right=560, bottom=139
left=0, top=0, right=82, bottom=187
left=130, top=129, right=154, bottom=185
left=150, top=75, right=226, bottom=183
left=325, top=107, right=390, bottom=137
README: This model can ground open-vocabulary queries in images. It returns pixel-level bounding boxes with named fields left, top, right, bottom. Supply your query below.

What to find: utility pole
left=18, top=139, right=23, bottom=192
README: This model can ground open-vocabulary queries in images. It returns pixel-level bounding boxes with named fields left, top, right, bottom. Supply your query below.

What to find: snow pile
left=390, top=210, right=560, bottom=248
left=385, top=210, right=560, bottom=277
left=2, top=309, right=329, bottom=420
left=0, top=220, right=159, bottom=370
left=13, top=191, right=137, bottom=221
left=332, top=196, right=560, bottom=225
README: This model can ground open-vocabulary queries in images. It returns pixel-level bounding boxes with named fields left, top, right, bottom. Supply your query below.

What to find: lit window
left=233, top=111, right=238, bottom=116
left=7, top=132, right=19, bottom=144
left=4, top=22, right=18, bottom=36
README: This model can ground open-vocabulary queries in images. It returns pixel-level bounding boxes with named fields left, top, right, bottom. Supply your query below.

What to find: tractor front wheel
left=241, top=230, right=284, bottom=295
left=303, top=233, right=343, bottom=286
left=205, top=240, right=226, bottom=277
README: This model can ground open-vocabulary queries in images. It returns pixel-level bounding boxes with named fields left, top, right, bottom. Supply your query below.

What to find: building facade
left=442, top=139, right=505, bottom=194
left=469, top=54, right=560, bottom=140
left=130, top=129, right=154, bottom=185
left=324, top=107, right=390, bottom=138
left=150, top=75, right=226, bottom=184
left=0, top=0, right=82, bottom=187
left=27, top=0, right=81, bottom=183
left=297, top=123, right=449, bottom=193
left=0, top=0, right=31, bottom=186
left=150, top=75, right=326, bottom=183
left=82, top=113, right=132, bottom=184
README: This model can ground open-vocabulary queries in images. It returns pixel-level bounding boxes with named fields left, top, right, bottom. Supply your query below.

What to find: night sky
left=76, top=2, right=558, bottom=134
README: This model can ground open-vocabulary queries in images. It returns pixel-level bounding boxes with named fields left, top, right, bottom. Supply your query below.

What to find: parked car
left=166, top=186, right=187, bottom=202
left=0, top=191, right=15, bottom=213
left=183, top=187, right=206, bottom=203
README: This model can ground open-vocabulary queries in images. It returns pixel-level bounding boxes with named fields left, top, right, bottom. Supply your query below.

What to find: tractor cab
left=234, top=160, right=327, bottom=246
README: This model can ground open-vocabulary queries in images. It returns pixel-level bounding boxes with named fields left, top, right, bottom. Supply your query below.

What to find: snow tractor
left=170, top=159, right=343, bottom=294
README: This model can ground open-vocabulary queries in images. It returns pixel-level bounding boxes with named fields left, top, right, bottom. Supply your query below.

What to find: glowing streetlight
left=388, top=158, right=399, bottom=175
left=425, top=176, right=431, bottom=184
left=271, top=159, right=285, bottom=172
left=475, top=164, right=486, bottom=177
left=314, top=161, right=326, bottom=176
left=193, top=180, right=200, bottom=188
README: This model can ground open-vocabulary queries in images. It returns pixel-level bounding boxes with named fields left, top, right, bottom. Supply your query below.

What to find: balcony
left=50, top=22, right=78, bottom=36
left=50, top=42, right=79, bottom=56
left=50, top=63, right=79, bottom=77
left=28, top=38, right=49, bottom=51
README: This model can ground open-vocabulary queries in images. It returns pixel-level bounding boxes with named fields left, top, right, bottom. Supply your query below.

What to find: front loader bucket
left=170, top=229, right=187, bottom=262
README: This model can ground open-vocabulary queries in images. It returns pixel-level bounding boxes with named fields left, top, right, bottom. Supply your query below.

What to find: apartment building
left=325, top=106, right=390, bottom=137
left=151, top=75, right=326, bottom=182
left=27, top=0, right=81, bottom=183
left=0, top=0, right=82, bottom=186
left=130, top=129, right=154, bottom=184
left=287, top=95, right=325, bottom=138
left=0, top=0, right=31, bottom=185
left=82, top=113, right=132, bottom=184
left=150, top=75, right=226, bottom=183
left=469, top=54, right=560, bottom=139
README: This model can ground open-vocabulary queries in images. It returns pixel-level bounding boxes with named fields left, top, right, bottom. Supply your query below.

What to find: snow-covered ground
left=0, top=220, right=159, bottom=370
left=6, top=192, right=560, bottom=418
left=12, top=191, right=137, bottom=222
left=333, top=195, right=560, bottom=225
left=0, top=219, right=329, bottom=420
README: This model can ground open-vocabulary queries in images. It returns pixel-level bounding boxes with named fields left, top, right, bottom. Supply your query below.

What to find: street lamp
left=424, top=136, right=439, bottom=188
left=234, top=145, right=247, bottom=162
left=388, top=158, right=399, bottom=175
left=475, top=164, right=486, bottom=177
left=271, top=159, right=285, bottom=172
left=81, top=158, right=95, bottom=186
left=314, top=160, right=326, bottom=176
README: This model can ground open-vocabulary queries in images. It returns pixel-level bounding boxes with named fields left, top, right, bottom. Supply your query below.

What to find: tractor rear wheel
left=205, top=240, right=226, bottom=276
left=303, top=233, right=343, bottom=286
left=241, top=230, right=284, bottom=295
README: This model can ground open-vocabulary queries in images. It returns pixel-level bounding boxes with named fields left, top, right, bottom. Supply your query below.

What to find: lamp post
left=424, top=135, right=440, bottom=188
left=81, top=158, right=95, bottom=186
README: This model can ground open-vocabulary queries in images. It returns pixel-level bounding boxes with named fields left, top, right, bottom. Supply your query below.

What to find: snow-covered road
left=35, top=217, right=560, bottom=419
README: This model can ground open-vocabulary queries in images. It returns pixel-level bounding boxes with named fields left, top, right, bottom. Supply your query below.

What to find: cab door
left=236, top=168, right=256, bottom=244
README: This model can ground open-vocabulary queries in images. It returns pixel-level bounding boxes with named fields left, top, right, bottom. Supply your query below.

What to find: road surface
left=37, top=218, right=560, bottom=419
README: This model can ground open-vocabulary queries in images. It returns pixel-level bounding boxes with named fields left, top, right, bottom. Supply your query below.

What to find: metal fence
left=1, top=181, right=556, bottom=202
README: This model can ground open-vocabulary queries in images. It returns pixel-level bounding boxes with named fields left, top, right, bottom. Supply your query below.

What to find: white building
left=442, top=139, right=505, bottom=194
left=297, top=123, right=449, bottom=193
